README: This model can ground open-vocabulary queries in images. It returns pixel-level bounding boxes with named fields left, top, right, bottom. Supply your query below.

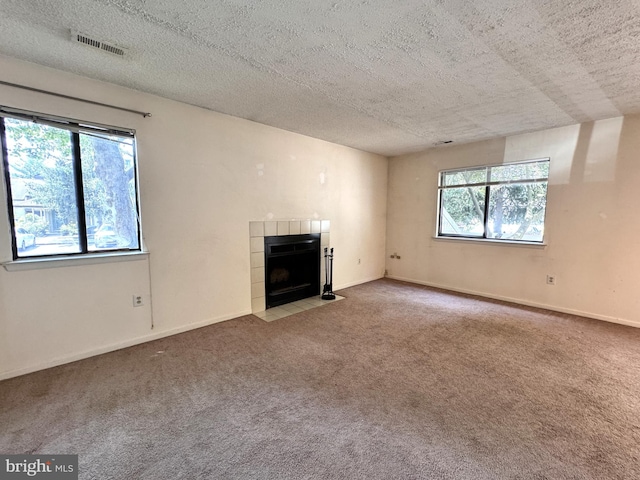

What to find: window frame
left=436, top=158, right=550, bottom=243
left=0, top=107, right=142, bottom=260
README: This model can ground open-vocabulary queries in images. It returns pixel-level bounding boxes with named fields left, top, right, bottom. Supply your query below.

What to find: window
left=1, top=107, right=141, bottom=259
left=437, top=159, right=549, bottom=243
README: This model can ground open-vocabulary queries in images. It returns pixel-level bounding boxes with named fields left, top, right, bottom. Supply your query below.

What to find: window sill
left=433, top=236, right=547, bottom=248
left=2, top=251, right=149, bottom=271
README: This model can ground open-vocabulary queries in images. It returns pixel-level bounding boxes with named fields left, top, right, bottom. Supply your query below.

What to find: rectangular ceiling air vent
left=71, top=31, right=127, bottom=57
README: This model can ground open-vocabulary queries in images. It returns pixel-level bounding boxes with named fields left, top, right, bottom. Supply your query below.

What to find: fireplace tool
left=322, top=247, right=336, bottom=300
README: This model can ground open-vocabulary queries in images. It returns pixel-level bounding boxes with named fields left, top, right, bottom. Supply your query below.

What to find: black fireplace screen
left=264, top=234, right=320, bottom=308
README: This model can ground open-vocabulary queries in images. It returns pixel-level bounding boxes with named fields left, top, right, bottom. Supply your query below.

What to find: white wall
left=386, top=116, right=640, bottom=327
left=0, top=55, right=388, bottom=379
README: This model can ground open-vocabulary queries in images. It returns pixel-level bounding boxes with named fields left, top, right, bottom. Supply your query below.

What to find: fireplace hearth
left=264, top=234, right=320, bottom=308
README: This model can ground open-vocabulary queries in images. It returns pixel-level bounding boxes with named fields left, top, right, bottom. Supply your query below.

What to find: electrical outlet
left=358, top=258, right=361, bottom=264
left=133, top=294, right=144, bottom=307
left=546, top=275, right=556, bottom=285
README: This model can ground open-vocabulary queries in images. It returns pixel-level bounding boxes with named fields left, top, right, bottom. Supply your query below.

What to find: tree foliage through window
left=2, top=112, right=140, bottom=258
left=438, top=160, right=549, bottom=242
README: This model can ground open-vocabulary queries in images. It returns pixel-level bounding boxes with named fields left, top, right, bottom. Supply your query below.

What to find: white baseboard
left=0, top=275, right=384, bottom=381
left=10, top=273, right=633, bottom=381
left=0, top=309, right=252, bottom=381
left=335, top=275, right=384, bottom=292
left=386, top=275, right=640, bottom=329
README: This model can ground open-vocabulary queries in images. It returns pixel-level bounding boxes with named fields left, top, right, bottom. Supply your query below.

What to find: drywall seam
left=0, top=308, right=251, bottom=381
left=387, top=275, right=640, bottom=330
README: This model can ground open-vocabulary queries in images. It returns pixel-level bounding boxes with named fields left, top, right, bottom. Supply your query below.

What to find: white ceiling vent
left=71, top=31, right=127, bottom=57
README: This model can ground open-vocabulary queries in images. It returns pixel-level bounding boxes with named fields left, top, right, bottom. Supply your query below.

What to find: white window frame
left=436, top=158, right=550, bottom=244
left=1, top=106, right=143, bottom=263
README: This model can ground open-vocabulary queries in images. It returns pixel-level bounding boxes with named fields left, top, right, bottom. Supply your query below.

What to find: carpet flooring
left=1, top=279, right=640, bottom=479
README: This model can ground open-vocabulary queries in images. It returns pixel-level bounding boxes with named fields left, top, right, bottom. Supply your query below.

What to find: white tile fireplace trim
left=249, top=220, right=330, bottom=313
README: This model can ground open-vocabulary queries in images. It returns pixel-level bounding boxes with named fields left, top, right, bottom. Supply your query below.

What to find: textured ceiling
left=0, top=0, right=639, bottom=156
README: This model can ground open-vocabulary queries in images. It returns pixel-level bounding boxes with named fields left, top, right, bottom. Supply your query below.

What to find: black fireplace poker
left=322, top=247, right=336, bottom=300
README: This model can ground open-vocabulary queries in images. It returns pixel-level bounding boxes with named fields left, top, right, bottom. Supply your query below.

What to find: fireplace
left=249, top=219, right=330, bottom=313
left=264, top=234, right=320, bottom=308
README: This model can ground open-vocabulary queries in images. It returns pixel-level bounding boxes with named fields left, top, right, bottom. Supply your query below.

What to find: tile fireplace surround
left=250, top=220, right=330, bottom=313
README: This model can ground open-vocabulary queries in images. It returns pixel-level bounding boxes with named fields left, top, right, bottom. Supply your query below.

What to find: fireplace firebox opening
left=264, top=234, right=320, bottom=309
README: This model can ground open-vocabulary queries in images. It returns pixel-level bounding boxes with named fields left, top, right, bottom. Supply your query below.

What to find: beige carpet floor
left=1, top=279, right=640, bottom=479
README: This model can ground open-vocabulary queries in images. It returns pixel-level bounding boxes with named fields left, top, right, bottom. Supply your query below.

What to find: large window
left=1, top=108, right=141, bottom=259
left=437, top=159, right=549, bottom=243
